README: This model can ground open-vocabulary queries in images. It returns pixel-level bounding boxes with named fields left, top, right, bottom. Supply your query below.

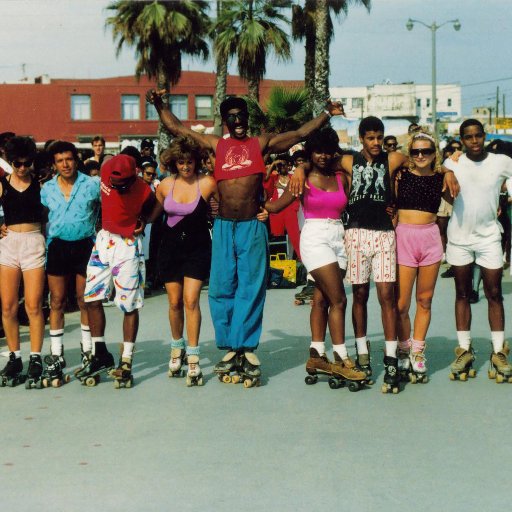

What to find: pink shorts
left=0, top=229, right=45, bottom=271
left=396, top=222, right=443, bottom=267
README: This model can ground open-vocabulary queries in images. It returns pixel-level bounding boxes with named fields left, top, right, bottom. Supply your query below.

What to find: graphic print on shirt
left=350, top=161, right=387, bottom=205
left=222, top=145, right=253, bottom=172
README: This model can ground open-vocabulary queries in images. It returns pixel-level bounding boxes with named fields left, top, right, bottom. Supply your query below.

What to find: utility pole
left=504, top=93, right=507, bottom=134
left=496, top=86, right=500, bottom=134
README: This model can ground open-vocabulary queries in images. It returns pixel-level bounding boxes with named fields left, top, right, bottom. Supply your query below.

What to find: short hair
left=292, top=150, right=307, bottom=163
left=166, top=136, right=202, bottom=174
left=460, top=119, right=485, bottom=138
left=83, top=160, right=101, bottom=175
left=5, top=136, right=37, bottom=162
left=220, top=97, right=248, bottom=119
left=359, top=116, right=384, bottom=137
left=47, top=140, right=78, bottom=161
left=304, top=127, right=340, bottom=157
left=408, top=123, right=420, bottom=134
left=0, top=131, right=15, bottom=149
left=92, top=136, right=105, bottom=145
left=120, top=146, right=142, bottom=168
left=384, top=135, right=397, bottom=144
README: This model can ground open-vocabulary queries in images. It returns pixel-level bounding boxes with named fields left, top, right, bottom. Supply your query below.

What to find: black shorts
left=46, top=237, right=95, bottom=277
left=158, top=225, right=211, bottom=283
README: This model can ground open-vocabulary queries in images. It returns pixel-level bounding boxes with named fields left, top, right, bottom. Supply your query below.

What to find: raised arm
left=146, top=89, right=220, bottom=152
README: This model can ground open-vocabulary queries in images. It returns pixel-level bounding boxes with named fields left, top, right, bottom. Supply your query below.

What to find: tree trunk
left=157, top=71, right=172, bottom=154
left=313, top=0, right=330, bottom=117
left=213, top=53, right=228, bottom=137
left=304, top=30, right=315, bottom=117
left=248, top=77, right=260, bottom=104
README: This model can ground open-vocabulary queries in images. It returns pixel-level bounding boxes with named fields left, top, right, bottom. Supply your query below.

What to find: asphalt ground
left=1, top=263, right=512, bottom=511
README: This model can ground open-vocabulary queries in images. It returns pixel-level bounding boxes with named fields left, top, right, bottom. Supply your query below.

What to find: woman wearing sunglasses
left=394, top=130, right=444, bottom=385
left=0, top=137, right=46, bottom=388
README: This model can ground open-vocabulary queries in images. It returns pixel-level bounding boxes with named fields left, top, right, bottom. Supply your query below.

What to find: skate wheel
left=222, top=374, right=231, bottom=384
left=294, top=299, right=305, bottom=306
left=468, top=369, right=477, bottom=378
left=231, top=375, right=241, bottom=384
left=52, top=378, right=61, bottom=388
left=496, top=373, right=505, bottom=384
left=409, top=374, right=417, bottom=384
left=488, top=369, right=497, bottom=379
left=304, top=375, right=318, bottom=385
left=328, top=377, right=339, bottom=390
left=392, top=387, right=399, bottom=394
left=197, top=377, right=204, bottom=386
left=42, top=378, right=50, bottom=388
left=348, top=381, right=360, bottom=392
left=449, top=372, right=456, bottom=381
left=459, top=373, right=468, bottom=382
left=126, top=377, right=133, bottom=389
left=114, top=379, right=120, bottom=389
left=64, top=374, right=71, bottom=383
left=421, top=375, right=429, bottom=384
left=380, top=384, right=388, bottom=394
left=186, top=376, right=192, bottom=387
left=243, top=379, right=252, bottom=388
left=85, top=376, right=97, bottom=387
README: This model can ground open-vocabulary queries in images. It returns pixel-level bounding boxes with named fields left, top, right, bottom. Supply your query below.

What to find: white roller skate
left=186, top=355, right=203, bottom=387
left=489, top=341, right=512, bottom=383
left=408, top=340, right=428, bottom=384
left=168, top=338, right=186, bottom=378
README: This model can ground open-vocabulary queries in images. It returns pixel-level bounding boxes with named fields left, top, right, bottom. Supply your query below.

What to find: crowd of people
left=1, top=94, right=512, bottom=392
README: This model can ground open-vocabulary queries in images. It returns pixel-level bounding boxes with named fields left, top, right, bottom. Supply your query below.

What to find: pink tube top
left=302, top=173, right=347, bottom=219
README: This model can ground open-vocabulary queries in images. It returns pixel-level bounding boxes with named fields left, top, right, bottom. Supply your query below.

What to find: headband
left=413, top=132, right=436, bottom=143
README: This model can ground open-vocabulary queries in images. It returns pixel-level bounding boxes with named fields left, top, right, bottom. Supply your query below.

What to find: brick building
left=0, top=72, right=304, bottom=147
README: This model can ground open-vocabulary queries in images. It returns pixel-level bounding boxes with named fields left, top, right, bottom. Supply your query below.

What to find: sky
left=1, top=0, right=511, bottom=115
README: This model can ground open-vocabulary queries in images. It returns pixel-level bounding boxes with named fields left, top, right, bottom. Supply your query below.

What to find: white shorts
left=84, top=229, right=146, bottom=312
left=446, top=238, right=503, bottom=270
left=300, top=219, right=347, bottom=273
left=345, top=228, right=396, bottom=284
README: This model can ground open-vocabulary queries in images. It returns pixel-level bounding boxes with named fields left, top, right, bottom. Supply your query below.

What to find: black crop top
left=0, top=175, right=45, bottom=225
left=396, top=169, right=443, bottom=214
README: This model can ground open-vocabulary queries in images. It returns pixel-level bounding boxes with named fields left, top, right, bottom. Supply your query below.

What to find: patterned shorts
left=84, top=229, right=145, bottom=313
left=345, top=228, right=396, bottom=284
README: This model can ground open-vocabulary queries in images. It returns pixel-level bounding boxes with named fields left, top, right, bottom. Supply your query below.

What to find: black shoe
left=469, top=290, right=479, bottom=304
left=441, top=266, right=455, bottom=278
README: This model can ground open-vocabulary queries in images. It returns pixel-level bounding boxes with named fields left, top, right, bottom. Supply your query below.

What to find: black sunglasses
left=410, top=148, right=435, bottom=157
left=12, top=159, right=34, bottom=168
left=226, top=112, right=248, bottom=124
left=385, top=142, right=397, bottom=147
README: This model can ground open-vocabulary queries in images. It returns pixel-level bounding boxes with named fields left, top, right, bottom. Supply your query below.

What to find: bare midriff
left=7, top=222, right=42, bottom=233
left=398, top=209, right=437, bottom=225
left=217, top=174, right=263, bottom=219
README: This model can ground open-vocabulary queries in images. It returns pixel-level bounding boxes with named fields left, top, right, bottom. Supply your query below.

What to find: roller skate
left=294, top=280, right=315, bottom=305
left=111, top=357, right=134, bottom=389
left=185, top=346, right=203, bottom=387
left=42, top=349, right=70, bottom=388
left=408, top=340, right=428, bottom=384
left=25, top=354, right=44, bottom=389
left=0, top=352, right=25, bottom=387
left=488, top=341, right=512, bottom=383
left=214, top=351, right=240, bottom=384
left=449, top=346, right=476, bottom=381
left=168, top=339, right=186, bottom=378
left=330, top=352, right=367, bottom=392
left=355, top=340, right=373, bottom=385
left=239, top=350, right=261, bottom=388
left=381, top=355, right=400, bottom=394
left=75, top=350, right=115, bottom=387
left=74, top=348, right=92, bottom=378
left=305, top=348, right=332, bottom=385
left=397, top=339, right=411, bottom=382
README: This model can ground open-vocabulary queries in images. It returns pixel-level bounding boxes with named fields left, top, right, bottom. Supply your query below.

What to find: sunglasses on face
left=225, top=112, right=248, bottom=124
left=385, top=142, right=397, bottom=147
left=12, top=159, right=34, bottom=168
left=410, top=148, right=435, bottom=157
left=144, top=171, right=156, bottom=177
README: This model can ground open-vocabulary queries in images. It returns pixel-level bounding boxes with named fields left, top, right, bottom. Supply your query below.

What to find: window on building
left=340, top=98, right=347, bottom=105
left=417, top=98, right=421, bottom=107
left=447, top=98, right=452, bottom=107
left=195, top=95, right=213, bottom=120
left=71, top=95, right=91, bottom=120
left=352, top=97, right=363, bottom=109
left=121, top=95, right=140, bottom=120
left=145, top=101, right=159, bottom=121
left=426, top=98, right=431, bottom=108
left=169, top=95, right=188, bottom=120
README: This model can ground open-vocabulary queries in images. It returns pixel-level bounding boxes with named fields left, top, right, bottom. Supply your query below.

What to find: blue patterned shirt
left=41, top=172, right=100, bottom=244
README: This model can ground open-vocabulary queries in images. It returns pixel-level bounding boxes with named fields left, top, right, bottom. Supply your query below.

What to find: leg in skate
left=489, top=341, right=512, bottom=383
left=76, top=350, right=115, bottom=387
left=294, top=280, right=315, bottom=306
left=409, top=339, right=428, bottom=384
left=397, top=339, right=411, bottom=382
left=43, top=348, right=70, bottom=388
left=111, top=357, right=134, bottom=389
left=25, top=354, right=44, bottom=389
left=0, top=352, right=24, bottom=387
left=214, top=350, right=239, bottom=383
left=355, top=339, right=373, bottom=385
left=381, top=355, right=400, bottom=394
left=331, top=352, right=367, bottom=392
left=305, top=348, right=331, bottom=385
left=240, top=350, right=261, bottom=388
left=168, top=338, right=186, bottom=378
left=185, top=346, right=203, bottom=387
left=449, top=346, right=476, bottom=381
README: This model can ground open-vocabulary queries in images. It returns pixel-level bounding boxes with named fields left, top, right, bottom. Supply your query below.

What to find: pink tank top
left=164, top=178, right=201, bottom=228
left=302, top=173, right=347, bottom=220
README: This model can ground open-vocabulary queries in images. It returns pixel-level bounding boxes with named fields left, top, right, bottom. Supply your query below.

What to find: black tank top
left=347, top=152, right=393, bottom=231
left=0, top=175, right=45, bottom=225
left=166, top=196, right=210, bottom=244
left=396, top=170, right=443, bottom=214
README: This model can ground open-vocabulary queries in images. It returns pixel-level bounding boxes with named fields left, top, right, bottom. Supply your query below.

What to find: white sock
left=385, top=340, right=398, bottom=358
left=81, top=324, right=92, bottom=352
left=30, top=352, right=41, bottom=356
left=333, top=344, right=348, bottom=360
left=14, top=350, right=21, bottom=358
left=310, top=341, right=325, bottom=356
left=491, top=331, right=505, bottom=353
left=50, top=329, right=64, bottom=356
left=122, top=342, right=135, bottom=359
left=355, top=337, right=368, bottom=355
left=456, top=331, right=471, bottom=350
left=91, top=336, right=105, bottom=356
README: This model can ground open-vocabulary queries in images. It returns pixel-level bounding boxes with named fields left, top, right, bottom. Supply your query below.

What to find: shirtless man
left=147, top=89, right=343, bottom=383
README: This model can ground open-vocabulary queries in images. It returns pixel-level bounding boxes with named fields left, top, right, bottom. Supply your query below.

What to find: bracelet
left=323, top=109, right=332, bottom=118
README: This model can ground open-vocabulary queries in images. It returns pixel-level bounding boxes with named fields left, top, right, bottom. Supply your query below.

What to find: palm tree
left=215, top=0, right=292, bottom=104
left=106, top=0, right=210, bottom=150
left=292, top=0, right=371, bottom=115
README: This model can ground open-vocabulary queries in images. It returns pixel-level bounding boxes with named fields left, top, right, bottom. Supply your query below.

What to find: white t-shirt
left=445, top=153, right=512, bottom=245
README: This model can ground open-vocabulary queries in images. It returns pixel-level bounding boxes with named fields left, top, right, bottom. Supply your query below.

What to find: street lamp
left=406, top=18, right=461, bottom=137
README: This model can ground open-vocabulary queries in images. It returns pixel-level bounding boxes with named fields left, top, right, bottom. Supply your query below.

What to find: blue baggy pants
left=208, top=218, right=268, bottom=350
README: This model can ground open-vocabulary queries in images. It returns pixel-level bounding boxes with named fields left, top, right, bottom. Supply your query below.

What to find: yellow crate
left=269, top=253, right=297, bottom=283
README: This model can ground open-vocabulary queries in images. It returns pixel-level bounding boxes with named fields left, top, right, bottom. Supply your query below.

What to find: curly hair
left=406, top=128, right=442, bottom=174
left=166, top=136, right=202, bottom=174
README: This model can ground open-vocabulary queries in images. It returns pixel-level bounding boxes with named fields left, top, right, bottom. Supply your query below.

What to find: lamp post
left=406, top=18, right=461, bottom=138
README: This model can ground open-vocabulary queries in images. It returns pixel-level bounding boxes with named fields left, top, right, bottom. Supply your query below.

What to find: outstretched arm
left=146, top=89, right=220, bottom=152
left=264, top=187, right=298, bottom=214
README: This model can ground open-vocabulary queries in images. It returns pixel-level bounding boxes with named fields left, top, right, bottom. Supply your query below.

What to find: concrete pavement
left=1, top=264, right=512, bottom=511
